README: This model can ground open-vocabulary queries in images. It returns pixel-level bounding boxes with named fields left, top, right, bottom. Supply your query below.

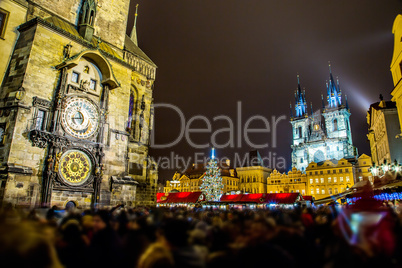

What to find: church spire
left=326, top=63, right=342, bottom=108
left=294, top=74, right=307, bottom=117
left=130, top=4, right=139, bottom=46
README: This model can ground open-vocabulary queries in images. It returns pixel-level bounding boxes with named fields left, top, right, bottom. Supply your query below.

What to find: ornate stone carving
left=29, top=130, right=72, bottom=149
left=32, top=96, right=51, bottom=108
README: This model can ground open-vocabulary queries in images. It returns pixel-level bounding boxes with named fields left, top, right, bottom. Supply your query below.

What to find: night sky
left=127, top=1, right=402, bottom=182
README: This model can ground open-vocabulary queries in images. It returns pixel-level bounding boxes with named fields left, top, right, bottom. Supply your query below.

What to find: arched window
left=298, top=126, right=302, bottom=138
left=127, top=91, right=135, bottom=130
left=333, top=119, right=338, bottom=131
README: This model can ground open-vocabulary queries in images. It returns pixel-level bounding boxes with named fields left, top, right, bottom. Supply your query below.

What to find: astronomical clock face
left=59, top=150, right=92, bottom=185
left=61, top=97, right=99, bottom=139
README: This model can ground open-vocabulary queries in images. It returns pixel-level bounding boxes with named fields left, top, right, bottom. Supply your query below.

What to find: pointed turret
left=345, top=94, right=350, bottom=111
left=326, top=63, right=342, bottom=108
left=130, top=4, right=139, bottom=46
left=294, top=74, right=308, bottom=117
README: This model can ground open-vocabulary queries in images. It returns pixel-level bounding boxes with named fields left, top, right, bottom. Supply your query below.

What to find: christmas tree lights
left=200, top=148, right=224, bottom=201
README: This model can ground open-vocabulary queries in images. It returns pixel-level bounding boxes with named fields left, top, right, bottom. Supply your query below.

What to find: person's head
left=93, top=210, right=110, bottom=233
left=0, top=222, right=63, bottom=268
left=138, top=242, right=174, bottom=268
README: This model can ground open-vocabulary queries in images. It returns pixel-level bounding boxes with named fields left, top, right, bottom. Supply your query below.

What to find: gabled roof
left=43, top=16, right=122, bottom=60
left=124, top=35, right=156, bottom=67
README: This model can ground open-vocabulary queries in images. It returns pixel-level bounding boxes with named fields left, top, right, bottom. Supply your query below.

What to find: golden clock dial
left=58, top=150, right=92, bottom=185
left=61, top=97, right=99, bottom=139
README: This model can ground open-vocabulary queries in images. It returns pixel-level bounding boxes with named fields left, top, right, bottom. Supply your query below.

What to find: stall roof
left=302, top=196, right=313, bottom=201
left=156, top=192, right=204, bottom=204
left=220, top=193, right=303, bottom=204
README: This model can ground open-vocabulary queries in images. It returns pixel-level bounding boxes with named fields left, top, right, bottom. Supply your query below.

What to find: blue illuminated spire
left=294, top=74, right=308, bottom=117
left=326, top=63, right=342, bottom=108
left=211, top=147, right=215, bottom=159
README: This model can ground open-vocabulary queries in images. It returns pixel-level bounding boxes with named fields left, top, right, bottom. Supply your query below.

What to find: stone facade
left=290, top=71, right=356, bottom=172
left=367, top=99, right=402, bottom=165
left=391, top=14, right=402, bottom=135
left=164, top=162, right=239, bottom=194
left=267, top=168, right=307, bottom=195
left=0, top=0, right=158, bottom=208
left=0, top=0, right=28, bottom=84
left=237, top=165, right=272, bottom=193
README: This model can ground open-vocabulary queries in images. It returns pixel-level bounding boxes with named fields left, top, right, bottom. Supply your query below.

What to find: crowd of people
left=0, top=198, right=401, bottom=268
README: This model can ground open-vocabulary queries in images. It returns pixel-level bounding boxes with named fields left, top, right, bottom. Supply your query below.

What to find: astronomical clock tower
left=0, top=0, right=158, bottom=208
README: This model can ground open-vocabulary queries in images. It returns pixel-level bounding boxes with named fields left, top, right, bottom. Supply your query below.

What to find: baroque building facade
left=163, top=161, right=239, bottom=194
left=0, top=0, right=158, bottom=208
left=290, top=70, right=356, bottom=172
left=391, top=13, right=402, bottom=135
left=367, top=98, right=402, bottom=165
left=266, top=154, right=372, bottom=200
left=267, top=168, right=307, bottom=195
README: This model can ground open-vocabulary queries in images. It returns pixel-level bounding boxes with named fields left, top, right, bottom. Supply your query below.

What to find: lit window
left=316, top=188, right=319, bottom=194
left=315, top=178, right=319, bottom=183
left=333, top=177, right=337, bottom=183
left=296, top=190, right=299, bottom=193
left=0, top=8, right=9, bottom=39
left=310, top=189, right=314, bottom=194
left=329, top=188, right=332, bottom=195
left=346, top=176, right=350, bottom=182
left=310, top=178, right=313, bottom=184
left=340, top=177, right=344, bottom=182
left=320, top=178, right=324, bottom=183
left=321, top=189, right=325, bottom=194
left=334, top=188, right=338, bottom=194
left=328, top=177, right=331, bottom=183
left=302, top=189, right=305, bottom=195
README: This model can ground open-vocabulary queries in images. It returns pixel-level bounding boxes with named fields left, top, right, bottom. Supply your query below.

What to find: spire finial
left=328, top=61, right=332, bottom=73
left=297, top=73, right=300, bottom=84
left=211, top=148, right=215, bottom=159
left=130, top=4, right=139, bottom=46
left=134, top=4, right=139, bottom=28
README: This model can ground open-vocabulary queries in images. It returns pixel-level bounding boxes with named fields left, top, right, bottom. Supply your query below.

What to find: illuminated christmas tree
left=200, top=148, right=224, bottom=201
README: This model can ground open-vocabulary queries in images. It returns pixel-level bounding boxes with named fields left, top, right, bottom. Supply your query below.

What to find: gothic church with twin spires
left=290, top=67, right=356, bottom=172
